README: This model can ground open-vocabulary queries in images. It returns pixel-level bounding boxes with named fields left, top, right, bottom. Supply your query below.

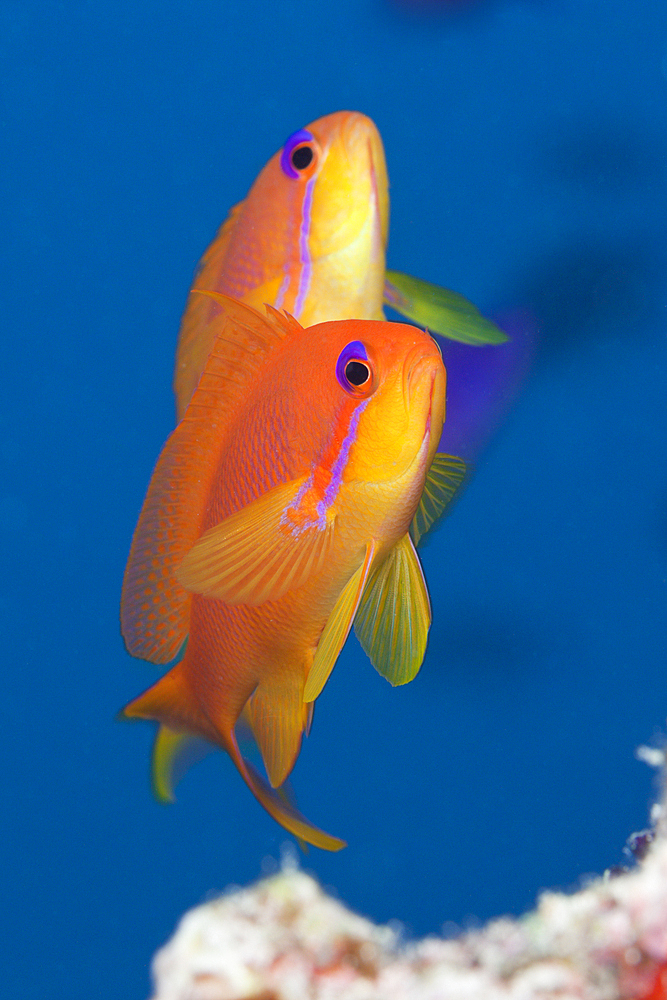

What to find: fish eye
left=344, top=360, right=370, bottom=386
left=291, top=144, right=314, bottom=171
left=336, top=341, right=373, bottom=394
left=280, top=128, right=318, bottom=179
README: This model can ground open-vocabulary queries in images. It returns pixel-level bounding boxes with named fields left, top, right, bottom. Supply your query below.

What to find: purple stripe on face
left=281, top=398, right=370, bottom=538
left=280, top=128, right=315, bottom=179
left=274, top=271, right=290, bottom=311
left=281, top=473, right=317, bottom=536
left=293, top=176, right=314, bottom=317
left=319, top=398, right=369, bottom=514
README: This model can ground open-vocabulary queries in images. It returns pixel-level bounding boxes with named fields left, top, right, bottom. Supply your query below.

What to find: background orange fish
left=121, top=295, right=464, bottom=849
left=173, top=110, right=505, bottom=420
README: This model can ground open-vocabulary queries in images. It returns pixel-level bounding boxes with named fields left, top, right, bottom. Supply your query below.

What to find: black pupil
left=345, top=360, right=369, bottom=386
left=291, top=145, right=314, bottom=170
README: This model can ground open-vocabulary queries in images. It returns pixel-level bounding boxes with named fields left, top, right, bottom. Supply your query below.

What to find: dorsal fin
left=121, top=296, right=303, bottom=664
left=191, top=288, right=303, bottom=370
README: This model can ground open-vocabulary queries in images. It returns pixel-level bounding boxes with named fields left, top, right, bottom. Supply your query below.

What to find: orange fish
left=121, top=294, right=465, bottom=849
left=173, top=110, right=505, bottom=421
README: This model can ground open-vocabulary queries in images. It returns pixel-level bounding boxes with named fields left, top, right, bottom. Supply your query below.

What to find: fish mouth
left=339, top=113, right=389, bottom=250
left=404, top=345, right=447, bottom=452
left=404, top=345, right=438, bottom=403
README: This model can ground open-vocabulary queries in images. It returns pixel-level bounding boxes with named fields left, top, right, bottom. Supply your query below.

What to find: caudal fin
left=123, top=667, right=345, bottom=850
left=122, top=663, right=220, bottom=742
left=151, top=725, right=215, bottom=803
left=227, top=731, right=346, bottom=852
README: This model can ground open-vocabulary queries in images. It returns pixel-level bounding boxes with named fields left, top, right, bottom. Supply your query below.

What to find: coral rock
left=150, top=750, right=667, bottom=1000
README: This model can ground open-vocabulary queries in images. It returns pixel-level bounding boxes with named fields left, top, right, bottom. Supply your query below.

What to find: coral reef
left=150, top=747, right=667, bottom=1000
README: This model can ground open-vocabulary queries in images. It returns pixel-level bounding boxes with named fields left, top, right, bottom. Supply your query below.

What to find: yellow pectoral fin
left=354, top=533, right=431, bottom=687
left=303, top=541, right=377, bottom=703
left=177, top=476, right=336, bottom=606
left=410, top=453, right=468, bottom=546
left=384, top=270, right=508, bottom=345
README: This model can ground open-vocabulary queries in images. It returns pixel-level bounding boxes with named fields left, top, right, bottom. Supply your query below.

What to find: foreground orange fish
left=174, top=110, right=505, bottom=420
left=121, top=295, right=464, bottom=849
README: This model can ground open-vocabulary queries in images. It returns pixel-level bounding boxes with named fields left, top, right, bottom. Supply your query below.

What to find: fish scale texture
left=150, top=758, right=667, bottom=1000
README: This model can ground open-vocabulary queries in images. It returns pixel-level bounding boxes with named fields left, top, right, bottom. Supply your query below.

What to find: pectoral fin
left=177, top=476, right=336, bottom=606
left=410, top=453, right=468, bottom=545
left=384, top=270, right=508, bottom=345
left=303, top=541, right=377, bottom=703
left=354, top=533, right=431, bottom=686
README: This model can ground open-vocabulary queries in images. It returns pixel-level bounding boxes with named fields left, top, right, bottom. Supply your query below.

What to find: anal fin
left=246, top=675, right=309, bottom=788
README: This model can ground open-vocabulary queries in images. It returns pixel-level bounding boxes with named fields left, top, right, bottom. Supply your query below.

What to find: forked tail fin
left=226, top=732, right=346, bottom=852
left=122, top=667, right=345, bottom=850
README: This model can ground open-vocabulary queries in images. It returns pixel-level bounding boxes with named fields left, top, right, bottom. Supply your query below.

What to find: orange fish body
left=121, top=295, right=459, bottom=849
left=174, top=111, right=388, bottom=420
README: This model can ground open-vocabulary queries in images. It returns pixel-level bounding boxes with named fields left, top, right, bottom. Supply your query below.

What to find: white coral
left=150, top=751, right=667, bottom=1000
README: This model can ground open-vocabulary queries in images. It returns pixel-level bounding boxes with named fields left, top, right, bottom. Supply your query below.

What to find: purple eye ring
left=280, top=128, right=316, bottom=179
left=336, top=341, right=371, bottom=392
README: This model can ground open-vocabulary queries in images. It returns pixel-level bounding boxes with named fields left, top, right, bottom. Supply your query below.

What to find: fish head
left=261, top=110, right=388, bottom=259
left=301, top=318, right=446, bottom=488
left=304, top=110, right=389, bottom=262
left=243, top=111, right=388, bottom=306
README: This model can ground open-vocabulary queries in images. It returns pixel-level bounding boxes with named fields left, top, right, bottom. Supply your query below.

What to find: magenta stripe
left=280, top=399, right=369, bottom=537
left=318, top=399, right=369, bottom=515
left=294, top=177, right=314, bottom=317
left=274, top=271, right=290, bottom=311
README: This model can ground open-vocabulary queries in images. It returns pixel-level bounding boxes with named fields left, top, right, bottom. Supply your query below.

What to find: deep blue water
left=2, top=1, right=667, bottom=997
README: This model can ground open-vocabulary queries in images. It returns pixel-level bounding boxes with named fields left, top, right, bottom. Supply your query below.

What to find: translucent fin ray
left=354, top=533, right=431, bottom=686
left=410, top=453, right=468, bottom=546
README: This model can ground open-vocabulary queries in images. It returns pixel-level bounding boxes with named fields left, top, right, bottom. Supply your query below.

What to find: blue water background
left=2, top=1, right=667, bottom=997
